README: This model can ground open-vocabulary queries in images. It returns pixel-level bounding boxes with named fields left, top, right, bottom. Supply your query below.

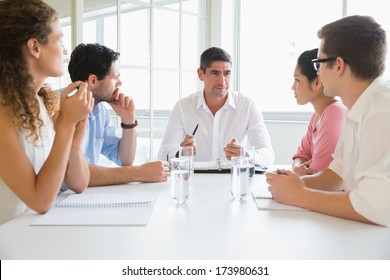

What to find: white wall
left=266, top=121, right=307, bottom=164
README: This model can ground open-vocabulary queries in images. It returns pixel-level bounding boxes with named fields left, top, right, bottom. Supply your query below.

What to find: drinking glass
left=230, top=156, right=249, bottom=200
left=179, top=146, right=194, bottom=179
left=170, top=158, right=190, bottom=204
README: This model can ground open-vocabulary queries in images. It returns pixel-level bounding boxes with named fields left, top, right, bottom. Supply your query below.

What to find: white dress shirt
left=329, top=77, right=390, bottom=226
left=158, top=90, right=274, bottom=166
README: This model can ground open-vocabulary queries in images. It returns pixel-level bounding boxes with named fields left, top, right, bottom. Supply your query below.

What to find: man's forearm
left=88, top=164, right=140, bottom=187
left=118, top=128, right=137, bottom=166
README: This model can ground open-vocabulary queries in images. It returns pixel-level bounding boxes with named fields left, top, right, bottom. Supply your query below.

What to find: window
left=238, top=0, right=341, bottom=113
left=48, top=0, right=390, bottom=163
left=238, top=0, right=390, bottom=114
left=48, top=0, right=207, bottom=163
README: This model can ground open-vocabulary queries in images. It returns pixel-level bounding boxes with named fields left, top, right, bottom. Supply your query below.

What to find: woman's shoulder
left=322, top=101, right=345, bottom=118
left=326, top=100, right=345, bottom=112
left=319, top=101, right=345, bottom=127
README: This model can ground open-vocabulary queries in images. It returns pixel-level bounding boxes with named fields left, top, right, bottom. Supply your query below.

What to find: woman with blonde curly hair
left=0, top=0, right=94, bottom=224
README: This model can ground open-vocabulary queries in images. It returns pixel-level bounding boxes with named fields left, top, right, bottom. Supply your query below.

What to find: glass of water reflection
left=230, top=156, right=249, bottom=200
left=245, top=146, right=255, bottom=180
left=170, top=158, right=190, bottom=204
left=179, top=146, right=194, bottom=179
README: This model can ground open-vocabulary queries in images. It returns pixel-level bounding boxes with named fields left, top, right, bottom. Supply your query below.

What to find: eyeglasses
left=311, top=57, right=337, bottom=71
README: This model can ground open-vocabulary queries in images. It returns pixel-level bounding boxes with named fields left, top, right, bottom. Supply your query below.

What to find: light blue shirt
left=61, top=102, right=122, bottom=192
left=83, top=103, right=122, bottom=166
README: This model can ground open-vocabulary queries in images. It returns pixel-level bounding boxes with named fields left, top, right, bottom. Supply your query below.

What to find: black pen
left=274, top=168, right=287, bottom=175
left=192, top=123, right=199, bottom=136
left=167, top=154, right=171, bottom=171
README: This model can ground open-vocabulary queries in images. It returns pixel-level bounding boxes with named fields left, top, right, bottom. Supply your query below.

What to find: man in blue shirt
left=68, top=43, right=169, bottom=186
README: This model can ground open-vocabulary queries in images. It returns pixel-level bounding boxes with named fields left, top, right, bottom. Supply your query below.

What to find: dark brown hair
left=297, top=48, right=318, bottom=83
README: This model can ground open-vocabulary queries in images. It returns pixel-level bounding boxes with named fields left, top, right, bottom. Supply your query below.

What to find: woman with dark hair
left=266, top=16, right=390, bottom=226
left=291, top=48, right=344, bottom=176
left=0, top=0, right=94, bottom=224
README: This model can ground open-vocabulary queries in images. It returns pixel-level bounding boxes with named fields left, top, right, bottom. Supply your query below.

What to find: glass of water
left=170, top=158, right=190, bottom=204
left=245, top=146, right=255, bottom=180
left=230, top=156, right=249, bottom=200
left=179, top=146, right=194, bottom=179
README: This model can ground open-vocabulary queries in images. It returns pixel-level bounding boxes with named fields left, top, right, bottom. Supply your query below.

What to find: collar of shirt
left=196, top=90, right=237, bottom=112
left=89, top=103, right=104, bottom=121
left=346, top=77, right=384, bottom=123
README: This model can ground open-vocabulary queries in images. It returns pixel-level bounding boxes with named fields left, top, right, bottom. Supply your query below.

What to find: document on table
left=193, top=161, right=231, bottom=173
left=194, top=161, right=267, bottom=174
left=251, top=190, right=306, bottom=211
left=31, top=193, right=157, bottom=226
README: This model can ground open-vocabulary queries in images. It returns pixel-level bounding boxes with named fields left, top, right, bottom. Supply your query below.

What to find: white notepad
left=251, top=190, right=306, bottom=211
left=31, top=193, right=156, bottom=226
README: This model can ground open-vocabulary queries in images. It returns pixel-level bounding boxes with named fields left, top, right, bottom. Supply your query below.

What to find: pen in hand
left=167, top=154, right=171, bottom=171
left=176, top=124, right=199, bottom=158
left=192, top=123, right=199, bottom=136
left=274, top=168, right=287, bottom=175
left=67, top=88, right=78, bottom=97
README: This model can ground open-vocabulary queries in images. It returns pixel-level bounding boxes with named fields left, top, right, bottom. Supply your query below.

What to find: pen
left=192, top=123, right=199, bottom=136
left=274, top=168, right=287, bottom=175
left=67, top=88, right=78, bottom=97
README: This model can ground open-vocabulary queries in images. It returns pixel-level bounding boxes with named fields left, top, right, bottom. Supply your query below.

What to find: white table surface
left=1, top=169, right=390, bottom=260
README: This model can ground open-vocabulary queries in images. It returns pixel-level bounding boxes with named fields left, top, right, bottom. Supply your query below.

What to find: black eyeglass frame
left=311, top=57, right=337, bottom=71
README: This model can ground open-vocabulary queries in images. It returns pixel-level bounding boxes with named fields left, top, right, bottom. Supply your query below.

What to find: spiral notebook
left=251, top=190, right=306, bottom=211
left=31, top=193, right=156, bottom=226
left=194, top=161, right=231, bottom=173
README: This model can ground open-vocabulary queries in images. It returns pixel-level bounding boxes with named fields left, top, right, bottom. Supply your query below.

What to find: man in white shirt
left=158, top=47, right=274, bottom=167
left=266, top=15, right=390, bottom=226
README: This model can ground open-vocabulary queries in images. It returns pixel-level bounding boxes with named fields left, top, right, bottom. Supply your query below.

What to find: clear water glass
left=170, top=158, right=190, bottom=204
left=230, top=156, right=249, bottom=200
left=246, top=146, right=255, bottom=180
left=179, top=146, right=194, bottom=179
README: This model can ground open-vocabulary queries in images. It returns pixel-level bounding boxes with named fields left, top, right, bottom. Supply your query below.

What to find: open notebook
left=31, top=193, right=156, bottom=226
left=194, top=161, right=231, bottom=173
left=251, top=190, right=306, bottom=211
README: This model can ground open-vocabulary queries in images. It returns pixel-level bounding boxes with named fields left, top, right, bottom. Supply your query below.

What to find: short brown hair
left=318, top=15, right=386, bottom=80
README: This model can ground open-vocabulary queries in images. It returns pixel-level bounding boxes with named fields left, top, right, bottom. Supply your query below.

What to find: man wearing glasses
left=266, top=15, right=390, bottom=226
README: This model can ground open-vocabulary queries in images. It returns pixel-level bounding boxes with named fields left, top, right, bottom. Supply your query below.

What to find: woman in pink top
left=291, top=49, right=345, bottom=176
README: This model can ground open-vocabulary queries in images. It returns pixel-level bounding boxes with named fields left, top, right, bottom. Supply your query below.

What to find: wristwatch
left=121, top=119, right=138, bottom=129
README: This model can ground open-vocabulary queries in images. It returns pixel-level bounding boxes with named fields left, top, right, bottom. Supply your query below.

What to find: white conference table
left=1, top=167, right=390, bottom=260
